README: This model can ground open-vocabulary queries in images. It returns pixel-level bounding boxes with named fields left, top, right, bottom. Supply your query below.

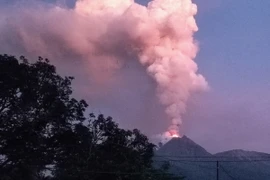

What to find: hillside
left=214, top=150, right=270, bottom=180
left=157, top=136, right=211, bottom=157
left=154, top=136, right=270, bottom=180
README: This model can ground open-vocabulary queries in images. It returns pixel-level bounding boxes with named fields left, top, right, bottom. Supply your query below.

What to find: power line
left=220, top=165, right=238, bottom=180
left=173, top=161, right=216, bottom=170
left=154, top=155, right=270, bottom=159
left=77, top=171, right=171, bottom=175
left=154, top=158, right=270, bottom=163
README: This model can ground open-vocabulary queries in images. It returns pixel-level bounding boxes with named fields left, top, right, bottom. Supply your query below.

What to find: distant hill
left=214, top=150, right=270, bottom=180
left=154, top=136, right=270, bottom=180
left=215, top=149, right=270, bottom=159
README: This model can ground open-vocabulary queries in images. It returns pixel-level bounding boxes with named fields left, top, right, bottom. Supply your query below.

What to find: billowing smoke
left=0, top=0, right=208, bottom=141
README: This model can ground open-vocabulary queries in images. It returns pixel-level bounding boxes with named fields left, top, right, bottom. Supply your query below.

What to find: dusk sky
left=131, top=0, right=270, bottom=153
left=142, top=0, right=270, bottom=153
left=179, top=0, right=270, bottom=153
left=0, top=0, right=269, bottom=153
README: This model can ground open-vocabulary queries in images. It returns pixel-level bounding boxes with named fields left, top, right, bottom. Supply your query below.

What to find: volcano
left=157, top=135, right=211, bottom=157
left=154, top=136, right=270, bottom=180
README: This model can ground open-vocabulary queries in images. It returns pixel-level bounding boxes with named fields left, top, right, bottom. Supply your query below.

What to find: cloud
left=0, top=0, right=207, bottom=141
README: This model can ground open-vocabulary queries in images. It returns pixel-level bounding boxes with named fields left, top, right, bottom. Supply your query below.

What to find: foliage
left=0, top=54, right=183, bottom=180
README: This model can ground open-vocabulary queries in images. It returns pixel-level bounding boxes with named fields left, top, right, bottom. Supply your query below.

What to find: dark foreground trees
left=0, top=54, right=182, bottom=180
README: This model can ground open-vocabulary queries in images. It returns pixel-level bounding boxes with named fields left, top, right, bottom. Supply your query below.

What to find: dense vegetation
left=0, top=54, right=182, bottom=180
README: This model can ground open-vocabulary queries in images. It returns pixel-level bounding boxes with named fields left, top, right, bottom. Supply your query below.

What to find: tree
left=52, top=114, right=183, bottom=180
left=53, top=114, right=153, bottom=180
left=0, top=54, right=183, bottom=180
left=0, top=54, right=87, bottom=179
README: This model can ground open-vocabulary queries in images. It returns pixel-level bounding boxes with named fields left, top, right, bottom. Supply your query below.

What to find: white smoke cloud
left=0, top=0, right=208, bottom=140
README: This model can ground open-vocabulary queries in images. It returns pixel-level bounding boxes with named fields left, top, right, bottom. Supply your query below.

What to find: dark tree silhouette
left=53, top=114, right=156, bottom=180
left=0, top=54, right=87, bottom=179
left=0, top=54, right=183, bottom=180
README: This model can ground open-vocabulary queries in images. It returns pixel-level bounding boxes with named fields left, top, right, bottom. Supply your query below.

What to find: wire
left=155, top=155, right=270, bottom=159
left=78, top=171, right=170, bottom=175
left=154, top=158, right=270, bottom=163
left=174, top=161, right=216, bottom=170
left=220, top=165, right=238, bottom=180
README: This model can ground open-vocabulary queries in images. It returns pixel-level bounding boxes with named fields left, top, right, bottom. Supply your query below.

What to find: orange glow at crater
left=168, top=130, right=180, bottom=138
left=171, top=134, right=180, bottom=138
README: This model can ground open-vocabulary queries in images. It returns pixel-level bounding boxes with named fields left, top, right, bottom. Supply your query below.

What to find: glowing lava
left=171, top=134, right=180, bottom=138
left=169, top=130, right=180, bottom=138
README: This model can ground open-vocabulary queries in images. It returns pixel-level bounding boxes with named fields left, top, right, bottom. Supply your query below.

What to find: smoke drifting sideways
left=0, top=0, right=208, bottom=142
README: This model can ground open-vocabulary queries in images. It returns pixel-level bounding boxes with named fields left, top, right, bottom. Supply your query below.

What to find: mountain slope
left=155, top=136, right=215, bottom=180
left=215, top=149, right=270, bottom=159
left=214, top=150, right=270, bottom=180
left=154, top=136, right=270, bottom=180
left=157, top=136, right=211, bottom=157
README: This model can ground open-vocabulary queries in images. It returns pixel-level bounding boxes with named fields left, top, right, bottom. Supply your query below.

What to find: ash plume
left=0, top=0, right=208, bottom=140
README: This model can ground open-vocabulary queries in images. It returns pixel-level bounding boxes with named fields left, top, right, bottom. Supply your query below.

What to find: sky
left=0, top=0, right=270, bottom=153
left=177, top=0, right=270, bottom=153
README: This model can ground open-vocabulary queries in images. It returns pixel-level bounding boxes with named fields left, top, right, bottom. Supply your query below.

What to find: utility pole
left=216, top=161, right=219, bottom=180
